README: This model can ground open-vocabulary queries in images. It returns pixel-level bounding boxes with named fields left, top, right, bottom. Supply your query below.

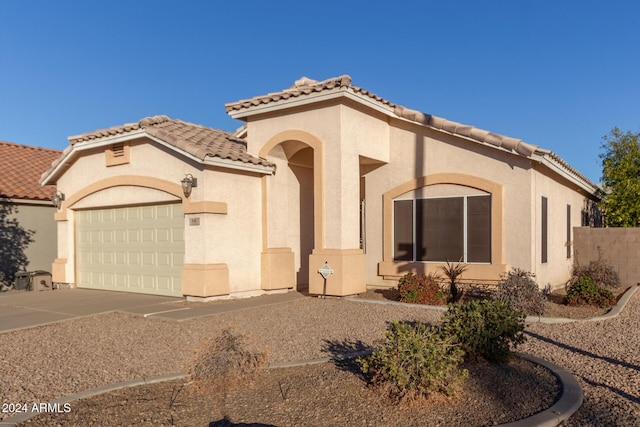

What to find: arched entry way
left=259, top=131, right=324, bottom=292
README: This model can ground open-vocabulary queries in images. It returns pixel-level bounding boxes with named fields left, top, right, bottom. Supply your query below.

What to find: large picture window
left=393, top=195, right=491, bottom=263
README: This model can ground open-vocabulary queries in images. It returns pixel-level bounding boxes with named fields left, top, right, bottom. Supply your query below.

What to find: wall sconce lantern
left=51, top=191, right=65, bottom=209
left=181, top=174, right=197, bottom=198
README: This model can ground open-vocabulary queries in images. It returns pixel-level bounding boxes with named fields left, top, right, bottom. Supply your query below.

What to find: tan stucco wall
left=246, top=101, right=381, bottom=294
left=51, top=95, right=595, bottom=297
left=363, top=120, right=535, bottom=287
left=531, top=165, right=592, bottom=288
left=185, top=169, right=263, bottom=294
left=53, top=139, right=264, bottom=296
left=242, top=99, right=592, bottom=292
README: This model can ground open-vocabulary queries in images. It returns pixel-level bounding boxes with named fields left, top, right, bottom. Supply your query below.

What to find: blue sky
left=1, top=1, right=638, bottom=184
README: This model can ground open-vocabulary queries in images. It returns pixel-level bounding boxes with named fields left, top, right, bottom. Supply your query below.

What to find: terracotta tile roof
left=226, top=75, right=541, bottom=158
left=225, top=75, right=397, bottom=113
left=67, top=115, right=274, bottom=167
left=0, top=142, right=60, bottom=201
left=393, top=106, right=538, bottom=157
left=225, top=75, right=599, bottom=192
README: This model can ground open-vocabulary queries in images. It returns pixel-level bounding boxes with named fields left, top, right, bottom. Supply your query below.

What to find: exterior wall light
left=181, top=173, right=197, bottom=198
left=51, top=191, right=65, bottom=209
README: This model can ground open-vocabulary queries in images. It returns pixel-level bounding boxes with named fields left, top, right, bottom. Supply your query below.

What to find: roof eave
left=40, top=129, right=275, bottom=185
left=1, top=197, right=56, bottom=206
left=533, top=151, right=602, bottom=198
left=203, top=156, right=275, bottom=175
left=40, top=129, right=148, bottom=185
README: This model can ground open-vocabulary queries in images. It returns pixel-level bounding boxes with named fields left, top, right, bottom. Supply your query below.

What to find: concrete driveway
left=0, top=288, right=305, bottom=333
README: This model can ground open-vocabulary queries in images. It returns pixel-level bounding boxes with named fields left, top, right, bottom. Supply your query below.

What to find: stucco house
left=0, top=141, right=60, bottom=281
left=40, top=75, right=600, bottom=299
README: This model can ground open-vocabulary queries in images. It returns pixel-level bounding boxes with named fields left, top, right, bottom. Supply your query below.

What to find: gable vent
left=106, top=142, right=130, bottom=166
left=111, top=143, right=125, bottom=157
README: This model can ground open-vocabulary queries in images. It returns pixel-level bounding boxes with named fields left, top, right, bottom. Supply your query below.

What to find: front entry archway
left=259, top=131, right=324, bottom=292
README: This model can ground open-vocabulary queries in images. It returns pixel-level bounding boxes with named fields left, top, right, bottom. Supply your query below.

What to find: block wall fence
left=573, top=227, right=640, bottom=287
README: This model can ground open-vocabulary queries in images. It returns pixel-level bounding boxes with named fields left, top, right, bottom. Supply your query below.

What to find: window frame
left=393, top=194, right=491, bottom=264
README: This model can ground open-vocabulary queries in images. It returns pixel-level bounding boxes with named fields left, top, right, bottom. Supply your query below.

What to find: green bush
left=563, top=276, right=616, bottom=308
left=570, top=260, right=620, bottom=290
left=493, top=268, right=546, bottom=316
left=397, top=273, right=446, bottom=305
left=441, top=300, right=526, bottom=363
left=357, top=321, right=467, bottom=402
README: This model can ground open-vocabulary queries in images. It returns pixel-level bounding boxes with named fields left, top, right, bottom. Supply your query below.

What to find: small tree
left=599, top=128, right=640, bottom=227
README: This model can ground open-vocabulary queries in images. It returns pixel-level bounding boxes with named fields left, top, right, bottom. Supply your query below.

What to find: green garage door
left=76, top=203, right=184, bottom=297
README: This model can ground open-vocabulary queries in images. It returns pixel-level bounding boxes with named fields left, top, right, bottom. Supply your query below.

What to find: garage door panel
left=103, top=252, right=114, bottom=264
left=157, top=229, right=170, bottom=243
left=127, top=207, right=140, bottom=220
left=128, top=229, right=140, bottom=243
left=115, top=273, right=127, bottom=287
left=103, top=230, right=114, bottom=243
left=76, top=203, right=184, bottom=297
left=157, top=253, right=170, bottom=267
left=173, top=253, right=184, bottom=268
left=141, top=229, right=154, bottom=243
left=129, top=275, right=141, bottom=288
left=128, top=252, right=141, bottom=265
left=115, top=230, right=127, bottom=243
left=91, top=252, right=102, bottom=264
left=103, top=273, right=114, bottom=286
left=142, top=275, right=155, bottom=288
left=142, top=252, right=155, bottom=266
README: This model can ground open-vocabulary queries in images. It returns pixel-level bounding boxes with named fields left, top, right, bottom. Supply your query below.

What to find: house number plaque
left=317, top=261, right=333, bottom=298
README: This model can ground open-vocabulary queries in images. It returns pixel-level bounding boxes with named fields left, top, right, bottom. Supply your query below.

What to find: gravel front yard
left=0, top=287, right=638, bottom=426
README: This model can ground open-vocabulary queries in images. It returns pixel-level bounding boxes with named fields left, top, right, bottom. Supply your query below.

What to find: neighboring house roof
left=41, top=116, right=275, bottom=185
left=226, top=75, right=600, bottom=196
left=0, top=141, right=60, bottom=201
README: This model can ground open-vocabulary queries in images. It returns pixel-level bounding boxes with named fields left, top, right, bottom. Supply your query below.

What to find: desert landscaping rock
left=0, top=286, right=638, bottom=426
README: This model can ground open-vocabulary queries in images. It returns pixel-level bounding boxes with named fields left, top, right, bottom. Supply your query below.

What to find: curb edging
left=1, top=352, right=582, bottom=427
left=498, top=353, right=583, bottom=427
left=345, top=284, right=639, bottom=325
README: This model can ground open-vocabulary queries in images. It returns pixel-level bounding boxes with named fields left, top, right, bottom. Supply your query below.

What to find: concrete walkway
left=0, top=288, right=306, bottom=333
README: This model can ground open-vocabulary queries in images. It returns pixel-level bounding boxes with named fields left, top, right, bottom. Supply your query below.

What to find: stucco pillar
left=309, top=249, right=365, bottom=296
left=181, top=210, right=230, bottom=297
left=308, top=150, right=366, bottom=296
left=52, top=210, right=75, bottom=286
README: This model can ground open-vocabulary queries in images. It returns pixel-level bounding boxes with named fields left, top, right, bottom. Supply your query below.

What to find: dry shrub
left=188, top=329, right=268, bottom=395
left=493, top=268, right=547, bottom=316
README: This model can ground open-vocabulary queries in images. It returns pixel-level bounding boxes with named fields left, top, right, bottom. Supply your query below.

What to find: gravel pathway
left=0, top=289, right=638, bottom=425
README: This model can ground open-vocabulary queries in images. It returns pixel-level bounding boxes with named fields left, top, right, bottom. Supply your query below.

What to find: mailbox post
left=317, top=261, right=334, bottom=299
